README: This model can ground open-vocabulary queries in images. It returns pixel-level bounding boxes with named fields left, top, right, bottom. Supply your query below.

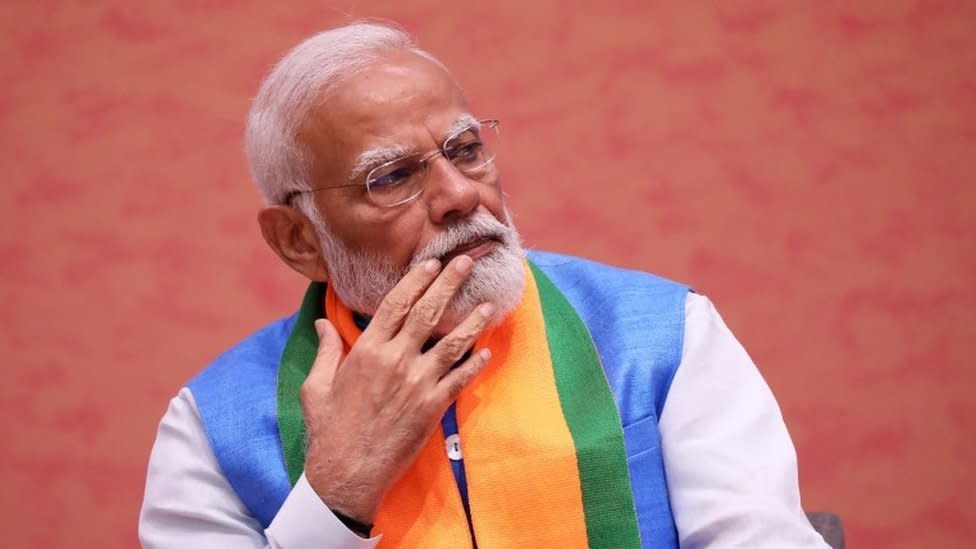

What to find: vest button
left=445, top=433, right=462, bottom=461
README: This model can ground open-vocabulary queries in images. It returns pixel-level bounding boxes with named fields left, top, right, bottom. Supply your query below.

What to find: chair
left=806, top=512, right=845, bottom=549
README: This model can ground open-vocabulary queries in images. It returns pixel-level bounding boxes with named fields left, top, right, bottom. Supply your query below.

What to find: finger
left=434, top=348, right=492, bottom=404
left=424, top=301, right=496, bottom=376
left=368, top=258, right=442, bottom=339
left=302, top=319, right=344, bottom=398
left=398, top=255, right=475, bottom=344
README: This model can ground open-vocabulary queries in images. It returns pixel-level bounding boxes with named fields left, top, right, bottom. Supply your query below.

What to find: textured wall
left=1, top=1, right=974, bottom=547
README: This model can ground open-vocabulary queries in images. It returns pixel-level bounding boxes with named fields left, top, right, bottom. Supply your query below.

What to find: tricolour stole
left=276, top=261, right=644, bottom=548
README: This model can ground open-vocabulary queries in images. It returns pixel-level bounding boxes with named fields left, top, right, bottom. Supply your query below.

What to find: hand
left=300, top=255, right=496, bottom=524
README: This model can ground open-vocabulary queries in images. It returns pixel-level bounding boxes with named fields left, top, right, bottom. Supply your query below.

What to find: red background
left=1, top=2, right=974, bottom=547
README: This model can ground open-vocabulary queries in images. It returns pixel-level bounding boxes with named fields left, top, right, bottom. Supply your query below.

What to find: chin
left=433, top=244, right=526, bottom=337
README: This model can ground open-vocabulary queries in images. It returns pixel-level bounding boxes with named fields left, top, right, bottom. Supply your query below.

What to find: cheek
left=375, top=210, right=430, bottom=268
left=316, top=204, right=413, bottom=269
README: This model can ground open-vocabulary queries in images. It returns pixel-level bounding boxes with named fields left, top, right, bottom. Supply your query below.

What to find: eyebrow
left=348, top=113, right=480, bottom=182
left=445, top=113, right=479, bottom=142
left=349, top=144, right=413, bottom=182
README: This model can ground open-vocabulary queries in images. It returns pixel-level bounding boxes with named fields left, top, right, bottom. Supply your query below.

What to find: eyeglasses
left=286, top=119, right=500, bottom=208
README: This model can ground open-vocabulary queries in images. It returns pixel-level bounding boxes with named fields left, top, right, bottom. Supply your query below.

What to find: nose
left=424, top=156, right=480, bottom=224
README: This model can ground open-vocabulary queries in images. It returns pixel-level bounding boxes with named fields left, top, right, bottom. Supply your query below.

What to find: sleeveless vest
left=188, top=251, right=689, bottom=548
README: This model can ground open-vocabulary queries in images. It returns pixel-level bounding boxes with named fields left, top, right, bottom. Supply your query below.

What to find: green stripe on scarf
left=530, top=261, right=643, bottom=549
left=277, top=282, right=324, bottom=484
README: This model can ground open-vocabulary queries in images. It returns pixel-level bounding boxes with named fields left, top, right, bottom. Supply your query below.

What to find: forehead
left=302, top=50, right=470, bottom=173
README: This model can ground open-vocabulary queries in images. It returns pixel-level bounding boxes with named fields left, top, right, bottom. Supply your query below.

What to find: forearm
left=139, top=388, right=379, bottom=548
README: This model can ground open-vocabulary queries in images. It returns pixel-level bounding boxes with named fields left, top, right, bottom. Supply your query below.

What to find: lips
left=440, top=236, right=500, bottom=263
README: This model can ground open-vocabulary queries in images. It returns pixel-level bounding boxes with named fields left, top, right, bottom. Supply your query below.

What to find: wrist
left=331, top=508, right=373, bottom=538
left=306, top=470, right=380, bottom=526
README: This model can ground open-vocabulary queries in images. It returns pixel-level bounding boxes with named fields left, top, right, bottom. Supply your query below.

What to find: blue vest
left=188, top=251, right=688, bottom=548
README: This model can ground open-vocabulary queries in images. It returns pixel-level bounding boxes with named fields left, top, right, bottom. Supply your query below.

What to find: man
left=140, top=22, right=829, bottom=548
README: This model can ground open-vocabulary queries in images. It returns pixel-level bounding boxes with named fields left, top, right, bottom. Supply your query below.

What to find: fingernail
left=454, top=255, right=473, bottom=273
left=479, top=348, right=492, bottom=361
left=314, top=318, right=328, bottom=335
left=479, top=302, right=495, bottom=317
left=424, top=258, right=440, bottom=272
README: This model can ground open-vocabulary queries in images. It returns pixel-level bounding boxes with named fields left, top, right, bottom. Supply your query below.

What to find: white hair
left=246, top=23, right=526, bottom=327
left=244, top=21, right=441, bottom=205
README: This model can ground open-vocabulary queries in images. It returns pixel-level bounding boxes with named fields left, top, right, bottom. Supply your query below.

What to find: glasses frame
left=284, top=119, right=500, bottom=208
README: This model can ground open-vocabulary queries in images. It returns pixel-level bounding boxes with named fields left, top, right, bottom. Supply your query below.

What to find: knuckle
left=381, top=293, right=411, bottom=317
left=410, top=299, right=441, bottom=327
left=390, top=357, right=410, bottom=379
left=460, top=358, right=486, bottom=380
left=459, top=324, right=483, bottom=342
left=403, top=368, right=426, bottom=389
left=446, top=378, right=465, bottom=398
left=383, top=345, right=406, bottom=367
left=437, top=338, right=467, bottom=360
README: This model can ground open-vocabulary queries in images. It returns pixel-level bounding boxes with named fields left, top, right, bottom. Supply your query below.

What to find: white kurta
left=139, top=293, right=830, bottom=548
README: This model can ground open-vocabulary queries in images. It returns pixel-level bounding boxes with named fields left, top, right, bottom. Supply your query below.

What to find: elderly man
left=140, top=22, right=829, bottom=549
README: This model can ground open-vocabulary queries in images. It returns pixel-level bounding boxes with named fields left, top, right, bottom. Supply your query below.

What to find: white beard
left=302, top=202, right=525, bottom=333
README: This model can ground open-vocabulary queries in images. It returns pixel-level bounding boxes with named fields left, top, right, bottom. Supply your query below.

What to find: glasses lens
left=443, top=121, right=498, bottom=179
left=366, top=154, right=426, bottom=207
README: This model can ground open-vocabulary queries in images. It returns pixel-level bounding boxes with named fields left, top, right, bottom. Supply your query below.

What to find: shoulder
left=183, top=314, right=299, bottom=524
left=526, top=249, right=690, bottom=308
left=527, top=251, right=692, bottom=422
left=189, top=313, right=297, bottom=393
left=527, top=249, right=687, bottom=288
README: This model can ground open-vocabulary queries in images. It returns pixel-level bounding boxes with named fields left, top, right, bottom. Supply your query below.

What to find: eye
left=368, top=164, right=415, bottom=190
left=445, top=139, right=485, bottom=164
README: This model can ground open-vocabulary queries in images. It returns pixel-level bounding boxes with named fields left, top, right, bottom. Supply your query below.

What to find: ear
left=257, top=205, right=330, bottom=282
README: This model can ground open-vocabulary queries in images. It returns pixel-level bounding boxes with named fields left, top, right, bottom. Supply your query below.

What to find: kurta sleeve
left=139, top=387, right=380, bottom=548
left=659, top=293, right=830, bottom=548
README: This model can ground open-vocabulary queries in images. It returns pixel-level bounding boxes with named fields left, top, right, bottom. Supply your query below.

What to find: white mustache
left=409, top=213, right=516, bottom=267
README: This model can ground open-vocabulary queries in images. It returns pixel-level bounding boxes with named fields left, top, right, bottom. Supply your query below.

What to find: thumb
left=309, top=318, right=343, bottom=387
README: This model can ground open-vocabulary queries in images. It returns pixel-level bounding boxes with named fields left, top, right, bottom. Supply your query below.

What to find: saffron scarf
left=276, top=261, right=643, bottom=548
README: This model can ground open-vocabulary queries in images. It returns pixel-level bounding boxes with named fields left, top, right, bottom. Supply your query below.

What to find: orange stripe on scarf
left=325, top=263, right=589, bottom=548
